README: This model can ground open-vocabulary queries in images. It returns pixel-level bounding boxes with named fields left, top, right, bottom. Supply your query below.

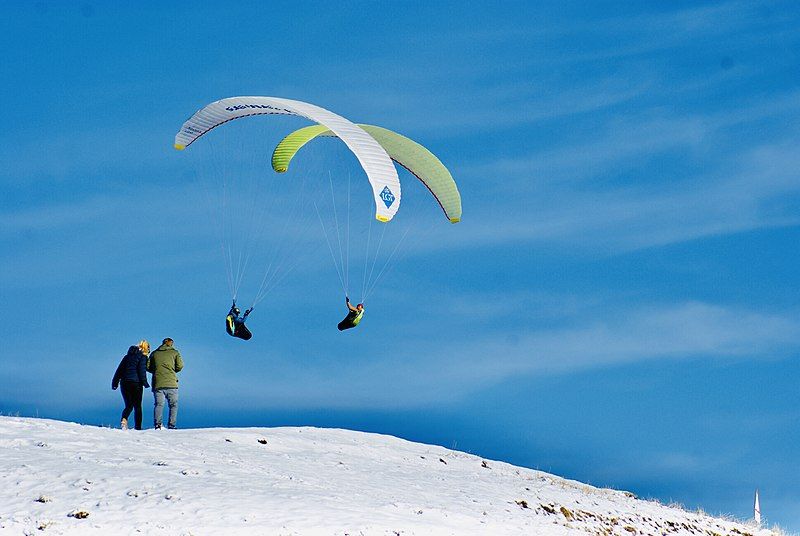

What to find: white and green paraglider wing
left=272, top=124, right=461, bottom=223
left=174, top=97, right=401, bottom=222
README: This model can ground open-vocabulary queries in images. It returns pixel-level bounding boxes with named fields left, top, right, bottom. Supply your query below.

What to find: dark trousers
left=120, top=380, right=144, bottom=430
left=338, top=313, right=358, bottom=331
left=227, top=316, right=253, bottom=340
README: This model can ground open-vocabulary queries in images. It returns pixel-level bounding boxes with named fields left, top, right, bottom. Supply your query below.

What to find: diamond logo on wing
left=380, top=186, right=395, bottom=208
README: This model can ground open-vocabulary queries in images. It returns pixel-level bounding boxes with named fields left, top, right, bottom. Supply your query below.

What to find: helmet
left=233, top=307, right=241, bottom=315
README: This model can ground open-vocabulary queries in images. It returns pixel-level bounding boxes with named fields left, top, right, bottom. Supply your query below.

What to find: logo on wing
left=380, top=186, right=395, bottom=208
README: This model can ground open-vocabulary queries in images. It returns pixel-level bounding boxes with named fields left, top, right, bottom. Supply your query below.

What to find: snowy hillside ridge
left=0, top=417, right=780, bottom=536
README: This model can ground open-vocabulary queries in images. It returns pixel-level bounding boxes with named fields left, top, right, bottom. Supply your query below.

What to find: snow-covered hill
left=0, top=417, right=778, bottom=535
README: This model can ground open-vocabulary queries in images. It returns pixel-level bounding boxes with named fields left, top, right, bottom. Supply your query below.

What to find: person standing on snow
left=112, top=341, right=150, bottom=430
left=147, top=337, right=183, bottom=429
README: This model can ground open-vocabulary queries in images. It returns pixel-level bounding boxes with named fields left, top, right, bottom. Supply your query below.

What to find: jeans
left=153, top=388, right=179, bottom=429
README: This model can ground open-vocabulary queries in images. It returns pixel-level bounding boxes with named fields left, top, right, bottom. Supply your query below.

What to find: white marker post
left=754, top=489, right=761, bottom=526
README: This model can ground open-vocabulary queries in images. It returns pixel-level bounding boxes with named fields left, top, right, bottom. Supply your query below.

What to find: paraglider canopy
left=272, top=124, right=462, bottom=223
left=174, top=96, right=402, bottom=222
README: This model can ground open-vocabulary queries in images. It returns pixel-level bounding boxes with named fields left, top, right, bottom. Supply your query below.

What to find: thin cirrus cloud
left=187, top=301, right=800, bottom=410
left=393, top=301, right=800, bottom=385
left=5, top=299, right=796, bottom=413
left=439, top=95, right=800, bottom=254
left=464, top=89, right=800, bottom=191
left=309, top=71, right=654, bottom=135
left=550, top=1, right=771, bottom=62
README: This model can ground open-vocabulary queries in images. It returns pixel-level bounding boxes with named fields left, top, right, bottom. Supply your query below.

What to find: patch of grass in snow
left=67, top=510, right=89, bottom=519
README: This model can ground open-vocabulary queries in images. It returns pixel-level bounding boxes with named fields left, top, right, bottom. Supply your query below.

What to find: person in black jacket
left=112, top=343, right=150, bottom=430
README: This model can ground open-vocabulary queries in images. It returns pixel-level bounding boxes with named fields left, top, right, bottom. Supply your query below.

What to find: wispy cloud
left=434, top=91, right=800, bottom=254
left=291, top=1, right=799, bottom=138
left=0, top=123, right=178, bottom=185
left=0, top=197, right=119, bottom=233
left=398, top=301, right=800, bottom=385
left=543, top=1, right=777, bottom=63
left=10, top=293, right=794, bottom=413
left=171, top=301, right=800, bottom=410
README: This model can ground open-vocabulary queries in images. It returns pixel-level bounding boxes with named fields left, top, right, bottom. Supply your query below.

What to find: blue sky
left=2, top=0, right=799, bottom=530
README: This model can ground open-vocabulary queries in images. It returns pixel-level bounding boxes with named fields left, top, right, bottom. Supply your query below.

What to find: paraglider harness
left=337, top=297, right=364, bottom=331
left=226, top=301, right=253, bottom=340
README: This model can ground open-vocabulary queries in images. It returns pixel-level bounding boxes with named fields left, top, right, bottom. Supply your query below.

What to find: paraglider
left=174, top=96, right=404, bottom=337
left=173, top=96, right=461, bottom=335
left=272, top=123, right=462, bottom=332
left=226, top=301, right=253, bottom=340
left=175, top=96, right=401, bottom=222
left=338, top=297, right=365, bottom=331
left=272, top=124, right=461, bottom=223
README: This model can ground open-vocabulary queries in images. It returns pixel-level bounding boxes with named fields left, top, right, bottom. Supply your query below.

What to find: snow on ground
left=0, top=417, right=778, bottom=535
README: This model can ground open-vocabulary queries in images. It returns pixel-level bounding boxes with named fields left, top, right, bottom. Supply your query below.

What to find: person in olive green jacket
left=146, top=337, right=184, bottom=429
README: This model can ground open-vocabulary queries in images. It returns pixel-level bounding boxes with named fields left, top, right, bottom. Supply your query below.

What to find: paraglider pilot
left=226, top=301, right=253, bottom=340
left=338, top=297, right=364, bottom=331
